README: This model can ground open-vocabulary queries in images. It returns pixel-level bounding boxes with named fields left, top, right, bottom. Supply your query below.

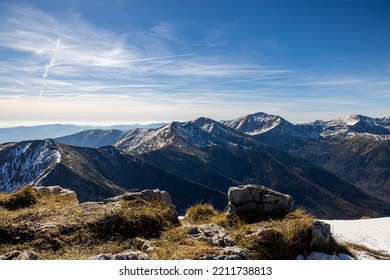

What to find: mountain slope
left=114, top=117, right=390, bottom=218
left=0, top=139, right=226, bottom=212
left=0, top=123, right=166, bottom=144
left=56, top=129, right=127, bottom=148
left=225, top=112, right=390, bottom=200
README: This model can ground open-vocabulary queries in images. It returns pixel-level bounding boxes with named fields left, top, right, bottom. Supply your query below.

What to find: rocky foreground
left=0, top=185, right=388, bottom=260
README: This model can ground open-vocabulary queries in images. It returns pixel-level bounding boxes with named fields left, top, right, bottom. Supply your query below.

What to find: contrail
left=40, top=38, right=61, bottom=100
left=122, top=40, right=227, bottom=63
left=1, top=65, right=9, bottom=72
left=101, top=40, right=227, bottom=80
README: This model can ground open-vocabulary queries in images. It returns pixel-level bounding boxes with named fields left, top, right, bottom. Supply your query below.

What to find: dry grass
left=0, top=186, right=38, bottom=210
left=183, top=203, right=219, bottom=224
left=0, top=186, right=179, bottom=259
left=226, top=208, right=351, bottom=259
left=0, top=190, right=354, bottom=260
left=345, top=243, right=390, bottom=260
left=149, top=227, right=220, bottom=260
left=359, top=216, right=371, bottom=220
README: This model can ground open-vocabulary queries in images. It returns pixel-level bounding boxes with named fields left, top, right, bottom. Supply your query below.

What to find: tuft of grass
left=183, top=203, right=219, bottom=225
left=359, top=216, right=371, bottom=220
left=345, top=243, right=390, bottom=259
left=0, top=186, right=38, bottom=210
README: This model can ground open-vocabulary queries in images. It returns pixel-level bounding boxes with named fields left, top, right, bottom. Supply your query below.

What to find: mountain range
left=223, top=113, right=390, bottom=201
left=0, top=112, right=389, bottom=218
left=0, top=123, right=165, bottom=143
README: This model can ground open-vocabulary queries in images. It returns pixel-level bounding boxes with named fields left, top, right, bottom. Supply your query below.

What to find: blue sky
left=0, top=0, right=389, bottom=126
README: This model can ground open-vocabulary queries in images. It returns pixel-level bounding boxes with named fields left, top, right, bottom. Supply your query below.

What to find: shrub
left=359, top=216, right=371, bottom=220
left=0, top=186, right=38, bottom=210
left=183, top=203, right=219, bottom=224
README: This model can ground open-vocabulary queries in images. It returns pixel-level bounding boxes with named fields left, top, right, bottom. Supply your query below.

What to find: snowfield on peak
left=0, top=140, right=61, bottom=193
left=223, top=112, right=284, bottom=135
left=326, top=114, right=361, bottom=126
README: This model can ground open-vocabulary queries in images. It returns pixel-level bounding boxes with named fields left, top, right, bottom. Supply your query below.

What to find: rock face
left=227, top=184, right=293, bottom=222
left=33, top=186, right=78, bottom=202
left=0, top=251, right=38, bottom=260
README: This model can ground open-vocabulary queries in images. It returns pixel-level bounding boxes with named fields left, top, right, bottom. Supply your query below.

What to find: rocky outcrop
left=227, top=184, right=293, bottom=222
left=105, top=189, right=173, bottom=207
left=185, top=224, right=248, bottom=260
left=199, top=247, right=248, bottom=260
left=308, top=221, right=332, bottom=248
left=186, top=224, right=235, bottom=247
left=33, top=186, right=78, bottom=202
left=0, top=250, right=38, bottom=260
left=88, top=250, right=150, bottom=260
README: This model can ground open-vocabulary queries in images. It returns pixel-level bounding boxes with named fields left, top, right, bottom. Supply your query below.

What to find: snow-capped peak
left=223, top=112, right=285, bottom=135
left=0, top=139, right=61, bottom=193
left=327, top=114, right=361, bottom=126
left=322, top=114, right=390, bottom=137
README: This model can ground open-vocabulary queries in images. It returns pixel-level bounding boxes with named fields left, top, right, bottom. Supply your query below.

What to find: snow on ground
left=322, top=217, right=390, bottom=255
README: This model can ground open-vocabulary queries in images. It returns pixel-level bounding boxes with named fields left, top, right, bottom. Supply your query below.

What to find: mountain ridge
left=0, top=139, right=226, bottom=212
left=1, top=112, right=389, bottom=218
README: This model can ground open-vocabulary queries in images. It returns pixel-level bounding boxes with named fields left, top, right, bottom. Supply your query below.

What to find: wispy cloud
left=0, top=2, right=389, bottom=125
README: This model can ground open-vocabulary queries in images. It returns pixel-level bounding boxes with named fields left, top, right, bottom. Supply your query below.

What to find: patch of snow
left=327, top=114, right=360, bottom=127
left=224, top=113, right=282, bottom=135
left=0, top=140, right=60, bottom=193
left=322, top=217, right=390, bottom=255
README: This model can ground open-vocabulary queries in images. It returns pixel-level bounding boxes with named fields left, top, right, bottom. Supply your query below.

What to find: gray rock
left=0, top=251, right=21, bottom=260
left=134, top=237, right=157, bottom=253
left=105, top=189, right=173, bottom=207
left=37, top=222, right=59, bottom=231
left=88, top=250, right=149, bottom=260
left=186, top=224, right=235, bottom=247
left=0, top=250, right=38, bottom=260
left=16, top=251, right=39, bottom=260
left=308, top=221, right=332, bottom=248
left=227, top=184, right=293, bottom=222
left=184, top=223, right=248, bottom=260
left=33, top=186, right=78, bottom=202
left=199, top=247, right=248, bottom=260
left=88, top=254, right=112, bottom=260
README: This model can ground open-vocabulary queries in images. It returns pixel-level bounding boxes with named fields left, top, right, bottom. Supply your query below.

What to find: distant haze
left=0, top=123, right=165, bottom=143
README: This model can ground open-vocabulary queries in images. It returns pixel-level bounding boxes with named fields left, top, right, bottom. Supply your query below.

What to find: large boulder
left=227, top=184, right=293, bottom=222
